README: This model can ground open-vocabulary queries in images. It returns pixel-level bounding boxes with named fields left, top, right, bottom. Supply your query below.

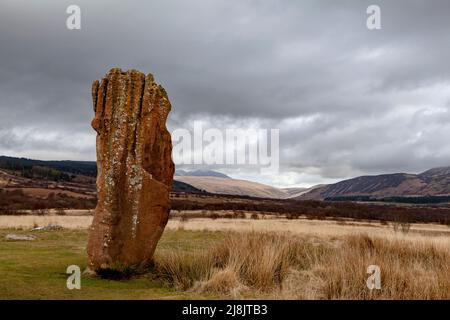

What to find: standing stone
left=87, top=68, right=174, bottom=272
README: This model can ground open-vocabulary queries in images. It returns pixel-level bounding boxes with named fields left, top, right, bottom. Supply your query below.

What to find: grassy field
left=0, top=228, right=224, bottom=299
left=0, top=221, right=449, bottom=300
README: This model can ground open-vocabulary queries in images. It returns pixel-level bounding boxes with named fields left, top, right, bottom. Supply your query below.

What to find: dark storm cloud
left=1, top=0, right=450, bottom=186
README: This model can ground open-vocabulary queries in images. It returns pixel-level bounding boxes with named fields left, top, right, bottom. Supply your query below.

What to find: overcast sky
left=1, top=0, right=450, bottom=187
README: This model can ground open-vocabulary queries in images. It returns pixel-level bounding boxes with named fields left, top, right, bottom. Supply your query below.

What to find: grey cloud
left=1, top=0, right=450, bottom=186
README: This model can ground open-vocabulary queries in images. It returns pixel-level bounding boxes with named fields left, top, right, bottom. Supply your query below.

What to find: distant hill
left=282, top=187, right=308, bottom=197
left=173, top=170, right=294, bottom=198
left=5, top=155, right=450, bottom=203
left=0, top=155, right=201, bottom=193
left=298, top=167, right=450, bottom=202
left=174, top=176, right=287, bottom=199
left=282, top=185, right=324, bottom=198
left=175, top=169, right=230, bottom=179
left=0, top=155, right=97, bottom=177
left=172, top=180, right=204, bottom=193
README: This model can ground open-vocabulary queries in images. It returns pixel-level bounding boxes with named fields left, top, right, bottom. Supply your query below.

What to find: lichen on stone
left=87, top=68, right=174, bottom=272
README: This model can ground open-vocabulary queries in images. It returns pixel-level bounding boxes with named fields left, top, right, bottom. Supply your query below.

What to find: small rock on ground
left=32, top=225, right=63, bottom=231
left=5, top=234, right=37, bottom=241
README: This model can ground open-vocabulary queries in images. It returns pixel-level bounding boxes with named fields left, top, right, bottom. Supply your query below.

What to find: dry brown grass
left=0, top=214, right=92, bottom=229
left=0, top=212, right=448, bottom=299
left=313, top=234, right=450, bottom=299
left=167, top=216, right=450, bottom=245
left=152, top=232, right=450, bottom=299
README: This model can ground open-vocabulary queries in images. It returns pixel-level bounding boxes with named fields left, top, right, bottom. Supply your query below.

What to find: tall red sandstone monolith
left=87, top=68, right=174, bottom=272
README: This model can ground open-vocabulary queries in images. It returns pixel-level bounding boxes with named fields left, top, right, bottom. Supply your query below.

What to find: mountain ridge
left=175, top=169, right=230, bottom=179
left=2, top=155, right=450, bottom=202
left=298, top=167, right=450, bottom=200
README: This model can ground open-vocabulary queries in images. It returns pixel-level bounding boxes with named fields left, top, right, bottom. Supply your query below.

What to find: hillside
left=282, top=187, right=308, bottom=197
left=298, top=167, right=450, bottom=201
left=0, top=156, right=97, bottom=177
left=172, top=180, right=204, bottom=193
left=175, top=169, right=230, bottom=179
left=282, top=186, right=323, bottom=198
left=174, top=176, right=288, bottom=199
left=0, top=156, right=201, bottom=194
left=4, top=155, right=450, bottom=203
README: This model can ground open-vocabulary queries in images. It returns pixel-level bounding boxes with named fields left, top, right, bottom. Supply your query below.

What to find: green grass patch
left=0, top=228, right=224, bottom=299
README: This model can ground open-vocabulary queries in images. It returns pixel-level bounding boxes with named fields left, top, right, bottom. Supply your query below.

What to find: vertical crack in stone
left=92, top=80, right=99, bottom=112
left=126, top=75, right=147, bottom=240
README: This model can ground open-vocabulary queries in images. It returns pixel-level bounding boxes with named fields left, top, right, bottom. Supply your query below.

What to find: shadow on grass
left=95, top=261, right=156, bottom=280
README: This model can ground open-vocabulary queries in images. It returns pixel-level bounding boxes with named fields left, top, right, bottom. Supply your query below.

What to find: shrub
left=250, top=213, right=259, bottom=220
left=36, top=208, right=49, bottom=216
left=55, top=208, right=66, bottom=216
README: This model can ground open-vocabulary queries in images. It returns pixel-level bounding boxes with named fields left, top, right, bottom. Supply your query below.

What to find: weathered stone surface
left=87, top=68, right=174, bottom=272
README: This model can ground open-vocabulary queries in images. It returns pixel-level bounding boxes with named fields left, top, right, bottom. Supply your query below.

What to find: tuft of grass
left=317, top=234, right=450, bottom=299
left=152, top=232, right=450, bottom=299
left=153, top=251, right=215, bottom=290
left=153, top=232, right=304, bottom=293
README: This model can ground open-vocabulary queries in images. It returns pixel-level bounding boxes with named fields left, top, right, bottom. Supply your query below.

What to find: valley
left=1, top=156, right=449, bottom=300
